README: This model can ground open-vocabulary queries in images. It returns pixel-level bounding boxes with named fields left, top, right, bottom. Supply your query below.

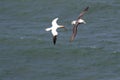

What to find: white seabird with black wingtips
left=70, top=6, right=89, bottom=41
left=45, top=17, right=65, bottom=45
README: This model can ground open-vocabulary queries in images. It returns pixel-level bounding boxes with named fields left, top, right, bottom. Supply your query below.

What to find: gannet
left=70, top=6, right=89, bottom=41
left=45, top=18, right=65, bottom=45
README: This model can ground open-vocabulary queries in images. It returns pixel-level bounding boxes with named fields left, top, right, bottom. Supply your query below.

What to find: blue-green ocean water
left=0, top=0, right=120, bottom=80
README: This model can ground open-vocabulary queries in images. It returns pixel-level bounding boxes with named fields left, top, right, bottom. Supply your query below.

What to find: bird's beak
left=61, top=26, right=67, bottom=31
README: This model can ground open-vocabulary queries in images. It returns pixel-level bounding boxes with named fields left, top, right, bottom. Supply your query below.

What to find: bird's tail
left=45, top=28, right=51, bottom=31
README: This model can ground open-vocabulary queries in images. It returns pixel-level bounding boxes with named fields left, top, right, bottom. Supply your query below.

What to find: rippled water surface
left=0, top=0, right=120, bottom=80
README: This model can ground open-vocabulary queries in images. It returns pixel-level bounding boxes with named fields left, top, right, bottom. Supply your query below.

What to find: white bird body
left=45, top=27, right=58, bottom=36
left=45, top=17, right=65, bottom=45
left=71, top=19, right=86, bottom=25
left=45, top=18, right=61, bottom=36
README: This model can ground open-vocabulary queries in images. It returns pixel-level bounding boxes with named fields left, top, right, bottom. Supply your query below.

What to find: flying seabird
left=70, top=6, right=89, bottom=41
left=45, top=18, right=65, bottom=45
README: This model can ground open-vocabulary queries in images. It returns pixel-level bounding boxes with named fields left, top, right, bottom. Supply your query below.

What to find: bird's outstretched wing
left=53, top=35, right=57, bottom=45
left=70, top=23, right=79, bottom=41
left=77, top=6, right=89, bottom=20
left=52, top=18, right=59, bottom=27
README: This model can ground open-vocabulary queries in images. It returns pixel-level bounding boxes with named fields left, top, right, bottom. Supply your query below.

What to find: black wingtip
left=84, top=6, right=89, bottom=11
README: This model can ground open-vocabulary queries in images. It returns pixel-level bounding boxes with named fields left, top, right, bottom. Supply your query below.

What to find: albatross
left=45, top=18, right=65, bottom=45
left=70, top=6, right=89, bottom=41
